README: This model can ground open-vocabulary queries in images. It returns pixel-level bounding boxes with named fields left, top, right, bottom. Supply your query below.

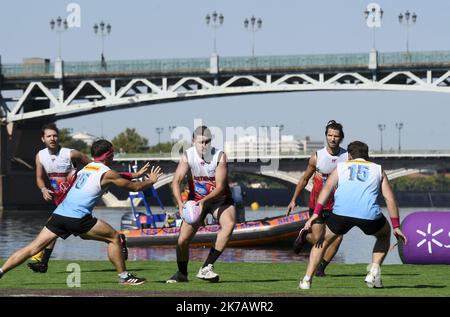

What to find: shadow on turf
left=53, top=268, right=146, bottom=273
left=154, top=278, right=297, bottom=284
left=383, top=285, right=447, bottom=289
left=324, top=273, right=420, bottom=278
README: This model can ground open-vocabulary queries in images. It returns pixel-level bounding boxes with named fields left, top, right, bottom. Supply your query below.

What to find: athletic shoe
left=293, top=228, right=308, bottom=254
left=119, top=273, right=146, bottom=285
left=196, top=264, right=219, bottom=282
left=298, top=278, right=311, bottom=290
left=27, top=261, right=48, bottom=273
left=365, top=269, right=383, bottom=288
left=166, top=271, right=189, bottom=283
left=119, top=233, right=128, bottom=261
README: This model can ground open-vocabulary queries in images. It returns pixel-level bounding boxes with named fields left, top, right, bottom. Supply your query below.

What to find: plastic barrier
left=398, top=211, right=450, bottom=264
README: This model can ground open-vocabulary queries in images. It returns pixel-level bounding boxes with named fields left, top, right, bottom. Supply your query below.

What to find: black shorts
left=326, top=213, right=387, bottom=235
left=201, top=196, right=235, bottom=219
left=46, top=214, right=98, bottom=239
left=308, top=208, right=333, bottom=224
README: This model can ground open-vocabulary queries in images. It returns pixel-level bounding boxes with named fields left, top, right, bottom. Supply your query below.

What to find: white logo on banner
left=416, top=223, right=450, bottom=254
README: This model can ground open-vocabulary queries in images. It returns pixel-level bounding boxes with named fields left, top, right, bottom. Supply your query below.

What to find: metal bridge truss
left=4, top=68, right=450, bottom=123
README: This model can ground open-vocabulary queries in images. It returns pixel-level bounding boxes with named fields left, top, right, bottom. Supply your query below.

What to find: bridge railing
left=4, top=51, right=450, bottom=78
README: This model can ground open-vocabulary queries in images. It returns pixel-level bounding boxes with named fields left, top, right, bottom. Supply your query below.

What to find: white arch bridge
left=3, top=50, right=450, bottom=123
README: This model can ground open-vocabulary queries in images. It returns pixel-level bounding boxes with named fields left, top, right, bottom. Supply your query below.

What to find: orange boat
left=119, top=186, right=309, bottom=247
left=121, top=210, right=309, bottom=247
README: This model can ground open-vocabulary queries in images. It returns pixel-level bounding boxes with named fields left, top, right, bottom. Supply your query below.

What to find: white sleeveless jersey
left=309, top=147, right=348, bottom=210
left=332, top=159, right=383, bottom=220
left=53, top=162, right=110, bottom=218
left=316, top=147, right=348, bottom=176
left=38, top=147, right=74, bottom=193
left=185, top=146, right=231, bottom=201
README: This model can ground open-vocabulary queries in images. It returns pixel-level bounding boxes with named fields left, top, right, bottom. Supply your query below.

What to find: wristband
left=313, top=203, right=323, bottom=217
left=390, top=217, right=400, bottom=229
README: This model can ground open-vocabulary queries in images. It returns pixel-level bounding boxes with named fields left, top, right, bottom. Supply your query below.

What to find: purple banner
left=399, top=212, right=450, bottom=264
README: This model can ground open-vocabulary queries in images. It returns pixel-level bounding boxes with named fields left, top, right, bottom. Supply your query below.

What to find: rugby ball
left=181, top=200, right=202, bottom=224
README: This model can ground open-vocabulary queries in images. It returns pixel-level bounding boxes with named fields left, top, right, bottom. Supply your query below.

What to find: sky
left=1, top=0, right=450, bottom=150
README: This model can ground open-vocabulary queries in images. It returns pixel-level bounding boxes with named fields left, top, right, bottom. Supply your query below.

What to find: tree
left=112, top=128, right=149, bottom=153
left=148, top=142, right=173, bottom=154
left=59, top=128, right=89, bottom=153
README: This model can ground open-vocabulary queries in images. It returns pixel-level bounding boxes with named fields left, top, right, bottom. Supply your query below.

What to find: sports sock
left=303, top=276, right=311, bottom=282
left=319, top=259, right=330, bottom=270
left=41, top=248, right=53, bottom=265
left=370, top=263, right=381, bottom=274
left=118, top=271, right=129, bottom=279
left=177, top=261, right=188, bottom=276
left=203, top=248, right=223, bottom=267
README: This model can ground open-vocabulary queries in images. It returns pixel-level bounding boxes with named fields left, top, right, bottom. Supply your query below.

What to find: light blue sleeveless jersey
left=53, top=162, right=110, bottom=218
left=332, top=159, right=382, bottom=220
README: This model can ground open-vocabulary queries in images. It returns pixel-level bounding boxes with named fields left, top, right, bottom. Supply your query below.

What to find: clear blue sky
left=1, top=0, right=450, bottom=150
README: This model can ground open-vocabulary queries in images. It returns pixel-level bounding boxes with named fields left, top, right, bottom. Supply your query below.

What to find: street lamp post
left=395, top=122, right=404, bottom=153
left=364, top=5, right=383, bottom=50
left=205, top=11, right=224, bottom=55
left=156, top=127, right=164, bottom=154
left=168, top=125, right=176, bottom=145
left=377, top=124, right=386, bottom=153
left=244, top=16, right=262, bottom=57
left=49, top=16, right=68, bottom=60
left=398, top=10, right=417, bottom=53
left=93, top=21, right=112, bottom=67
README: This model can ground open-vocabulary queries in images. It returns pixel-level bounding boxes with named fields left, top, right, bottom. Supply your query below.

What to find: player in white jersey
left=0, top=139, right=164, bottom=285
left=167, top=126, right=236, bottom=283
left=28, top=123, right=91, bottom=273
left=298, top=141, right=408, bottom=290
left=286, top=120, right=347, bottom=276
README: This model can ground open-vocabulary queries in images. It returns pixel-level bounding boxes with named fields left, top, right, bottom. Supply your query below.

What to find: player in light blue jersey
left=298, top=141, right=407, bottom=290
left=0, top=140, right=164, bottom=285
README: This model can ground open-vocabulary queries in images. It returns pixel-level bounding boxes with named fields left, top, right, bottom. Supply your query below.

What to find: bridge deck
left=3, top=51, right=450, bottom=80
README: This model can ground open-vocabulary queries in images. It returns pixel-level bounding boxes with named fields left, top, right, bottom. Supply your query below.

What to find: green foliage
left=58, top=128, right=89, bottom=153
left=391, top=174, right=450, bottom=191
left=148, top=142, right=174, bottom=153
left=112, top=128, right=149, bottom=153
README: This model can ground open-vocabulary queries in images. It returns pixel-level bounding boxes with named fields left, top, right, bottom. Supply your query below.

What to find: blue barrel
left=398, top=211, right=450, bottom=264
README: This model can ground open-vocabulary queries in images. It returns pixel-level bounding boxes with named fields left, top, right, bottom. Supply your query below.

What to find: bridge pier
left=0, top=121, right=53, bottom=210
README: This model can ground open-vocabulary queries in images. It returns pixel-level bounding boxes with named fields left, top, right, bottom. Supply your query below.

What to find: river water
left=0, top=207, right=448, bottom=264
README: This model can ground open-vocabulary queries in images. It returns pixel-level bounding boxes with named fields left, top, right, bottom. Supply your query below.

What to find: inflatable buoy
left=250, top=202, right=260, bottom=211
left=398, top=211, right=450, bottom=264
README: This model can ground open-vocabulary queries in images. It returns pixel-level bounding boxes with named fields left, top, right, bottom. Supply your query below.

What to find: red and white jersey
left=38, top=147, right=75, bottom=205
left=185, top=146, right=231, bottom=201
left=309, top=146, right=348, bottom=210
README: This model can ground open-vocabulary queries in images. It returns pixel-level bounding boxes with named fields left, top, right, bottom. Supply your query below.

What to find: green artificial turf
left=0, top=260, right=448, bottom=297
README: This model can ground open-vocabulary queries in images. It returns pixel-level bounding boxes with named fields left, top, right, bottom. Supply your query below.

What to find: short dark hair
left=41, top=123, right=59, bottom=137
left=91, top=139, right=113, bottom=158
left=192, top=125, right=212, bottom=140
left=325, top=120, right=344, bottom=139
left=347, top=141, right=369, bottom=160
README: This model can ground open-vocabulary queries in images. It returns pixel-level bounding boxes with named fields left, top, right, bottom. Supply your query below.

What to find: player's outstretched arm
left=381, top=170, right=408, bottom=244
left=102, top=166, right=163, bottom=192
